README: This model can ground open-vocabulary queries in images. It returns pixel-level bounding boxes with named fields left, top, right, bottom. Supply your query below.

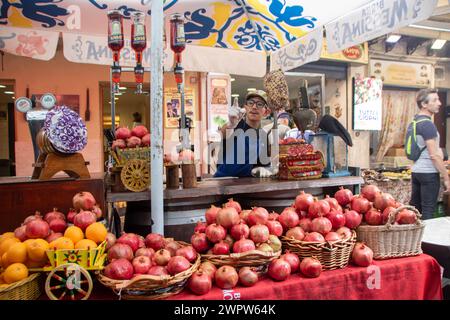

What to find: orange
left=75, top=239, right=98, bottom=250
left=49, top=237, right=74, bottom=250
left=6, top=242, right=27, bottom=264
left=27, top=239, right=49, bottom=262
left=0, top=232, right=15, bottom=242
left=85, top=222, right=107, bottom=244
left=0, top=237, right=20, bottom=256
left=3, top=263, right=29, bottom=284
left=1, top=252, right=10, bottom=269
left=64, top=226, right=84, bottom=244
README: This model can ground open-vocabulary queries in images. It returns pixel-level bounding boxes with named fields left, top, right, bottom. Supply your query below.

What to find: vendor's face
left=245, top=97, right=268, bottom=122
left=422, top=93, right=441, bottom=114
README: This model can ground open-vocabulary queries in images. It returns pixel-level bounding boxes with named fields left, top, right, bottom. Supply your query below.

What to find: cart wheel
left=121, top=159, right=150, bottom=192
left=45, top=263, right=93, bottom=300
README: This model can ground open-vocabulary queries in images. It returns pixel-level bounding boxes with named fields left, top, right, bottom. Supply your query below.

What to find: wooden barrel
left=36, top=128, right=60, bottom=155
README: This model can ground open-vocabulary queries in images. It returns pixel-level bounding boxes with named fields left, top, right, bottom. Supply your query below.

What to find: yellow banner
left=321, top=41, right=368, bottom=64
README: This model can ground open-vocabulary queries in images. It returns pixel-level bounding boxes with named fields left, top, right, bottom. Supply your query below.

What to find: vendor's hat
left=246, top=90, right=268, bottom=106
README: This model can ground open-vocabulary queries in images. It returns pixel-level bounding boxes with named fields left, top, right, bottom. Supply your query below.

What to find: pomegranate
left=72, top=191, right=96, bottom=210
left=107, top=243, right=134, bottom=262
left=325, top=232, right=341, bottom=242
left=278, top=207, right=299, bottom=230
left=205, top=224, right=227, bottom=243
left=111, top=139, right=126, bottom=149
left=300, top=257, right=322, bottom=278
left=336, top=226, right=352, bottom=240
left=164, top=152, right=179, bottom=164
left=44, top=208, right=65, bottom=223
left=91, top=205, right=103, bottom=220
left=190, top=232, right=210, bottom=253
left=361, top=184, right=380, bottom=202
left=281, top=252, right=300, bottom=273
left=216, top=207, right=240, bottom=229
left=334, top=187, right=353, bottom=206
left=132, top=256, right=152, bottom=274
left=188, top=270, right=212, bottom=295
left=154, top=249, right=171, bottom=266
left=194, top=221, right=207, bottom=233
left=308, top=198, right=331, bottom=219
left=25, top=219, right=50, bottom=239
left=73, top=211, right=96, bottom=231
left=104, top=258, right=134, bottom=280
left=145, top=233, right=165, bottom=251
left=382, top=206, right=395, bottom=224
left=233, top=237, right=256, bottom=253
left=164, top=240, right=182, bottom=257
left=223, top=234, right=235, bottom=249
left=175, top=246, right=197, bottom=263
left=137, top=235, right=145, bottom=249
left=268, top=258, right=291, bottom=281
left=351, top=196, right=371, bottom=214
left=167, top=256, right=191, bottom=275
left=230, top=221, right=250, bottom=240
left=311, top=217, right=332, bottom=235
left=212, top=241, right=230, bottom=255
left=141, top=133, right=150, bottom=147
left=205, top=205, right=221, bottom=225
left=115, top=127, right=131, bottom=140
left=131, top=125, right=148, bottom=138
left=249, top=224, right=270, bottom=244
left=303, top=232, right=325, bottom=242
left=14, top=225, right=28, bottom=242
left=373, top=192, right=396, bottom=211
left=126, top=136, right=141, bottom=148
left=365, top=209, right=383, bottom=225
left=49, top=218, right=67, bottom=233
left=135, top=247, right=155, bottom=259
left=66, top=209, right=77, bottom=223
left=248, top=207, right=269, bottom=226
left=266, top=220, right=283, bottom=237
left=326, top=209, right=346, bottom=229
left=295, top=191, right=314, bottom=212
left=257, top=243, right=274, bottom=252
left=147, top=266, right=169, bottom=276
left=23, top=211, right=43, bottom=225
left=238, top=267, right=259, bottom=287
left=199, top=261, right=217, bottom=280
left=46, top=232, right=63, bottom=243
left=323, top=195, right=340, bottom=211
left=224, top=198, right=242, bottom=213
left=105, top=232, right=117, bottom=250
left=267, top=235, right=282, bottom=252
left=396, top=209, right=417, bottom=224
left=285, top=226, right=305, bottom=241
left=344, top=210, right=362, bottom=229
left=179, top=149, right=195, bottom=163
left=117, top=233, right=140, bottom=253
left=298, top=218, right=312, bottom=232
left=215, top=266, right=239, bottom=289
left=352, top=242, right=373, bottom=267
left=239, top=209, right=252, bottom=223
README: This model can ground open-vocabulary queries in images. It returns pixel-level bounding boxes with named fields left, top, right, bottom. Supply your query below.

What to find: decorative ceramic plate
left=44, top=106, right=87, bottom=153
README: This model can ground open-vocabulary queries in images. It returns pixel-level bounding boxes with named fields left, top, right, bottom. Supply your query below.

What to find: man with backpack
left=405, top=88, right=449, bottom=220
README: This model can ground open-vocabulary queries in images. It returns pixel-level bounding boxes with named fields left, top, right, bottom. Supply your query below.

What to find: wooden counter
left=0, top=173, right=105, bottom=234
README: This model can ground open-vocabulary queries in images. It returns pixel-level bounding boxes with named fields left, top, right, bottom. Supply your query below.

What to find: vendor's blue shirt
left=214, top=119, right=269, bottom=177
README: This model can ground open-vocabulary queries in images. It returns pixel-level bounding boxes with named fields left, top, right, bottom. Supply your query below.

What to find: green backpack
left=404, top=118, right=432, bottom=161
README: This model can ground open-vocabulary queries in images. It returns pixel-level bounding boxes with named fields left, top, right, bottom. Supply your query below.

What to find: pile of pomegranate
left=111, top=125, right=150, bottom=149
left=190, top=199, right=282, bottom=256
left=103, top=232, right=197, bottom=280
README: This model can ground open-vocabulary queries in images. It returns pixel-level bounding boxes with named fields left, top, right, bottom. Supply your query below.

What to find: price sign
left=15, top=97, right=32, bottom=113
left=40, top=93, right=56, bottom=109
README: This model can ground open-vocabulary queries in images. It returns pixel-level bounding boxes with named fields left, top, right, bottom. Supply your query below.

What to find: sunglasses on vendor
left=245, top=99, right=267, bottom=109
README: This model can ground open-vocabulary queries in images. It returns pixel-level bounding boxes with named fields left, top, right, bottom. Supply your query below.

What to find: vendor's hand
left=444, top=179, right=450, bottom=193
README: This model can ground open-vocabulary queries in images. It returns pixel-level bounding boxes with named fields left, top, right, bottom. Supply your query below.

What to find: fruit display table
left=0, top=173, right=105, bottom=234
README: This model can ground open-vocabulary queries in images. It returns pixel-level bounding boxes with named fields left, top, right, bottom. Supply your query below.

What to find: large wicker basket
left=0, top=273, right=42, bottom=300
left=356, top=205, right=424, bottom=260
left=97, top=243, right=200, bottom=300
left=202, top=250, right=281, bottom=274
left=281, top=231, right=357, bottom=270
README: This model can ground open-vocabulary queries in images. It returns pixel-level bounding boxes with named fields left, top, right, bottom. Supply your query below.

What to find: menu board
left=369, top=59, right=432, bottom=88
left=353, top=77, right=383, bottom=131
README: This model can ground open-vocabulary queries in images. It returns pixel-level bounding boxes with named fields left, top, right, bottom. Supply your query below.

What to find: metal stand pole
left=178, top=81, right=189, bottom=150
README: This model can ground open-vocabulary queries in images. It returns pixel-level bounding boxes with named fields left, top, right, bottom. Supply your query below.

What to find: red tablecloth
left=166, top=254, right=443, bottom=300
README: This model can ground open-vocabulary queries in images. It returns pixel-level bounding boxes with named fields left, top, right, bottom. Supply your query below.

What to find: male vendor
left=214, top=90, right=273, bottom=177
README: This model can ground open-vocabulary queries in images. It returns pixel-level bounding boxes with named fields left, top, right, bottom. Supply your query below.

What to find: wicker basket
left=356, top=205, right=424, bottom=260
left=281, top=231, right=357, bottom=270
left=202, top=250, right=281, bottom=274
left=0, top=273, right=42, bottom=300
left=97, top=244, right=201, bottom=300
